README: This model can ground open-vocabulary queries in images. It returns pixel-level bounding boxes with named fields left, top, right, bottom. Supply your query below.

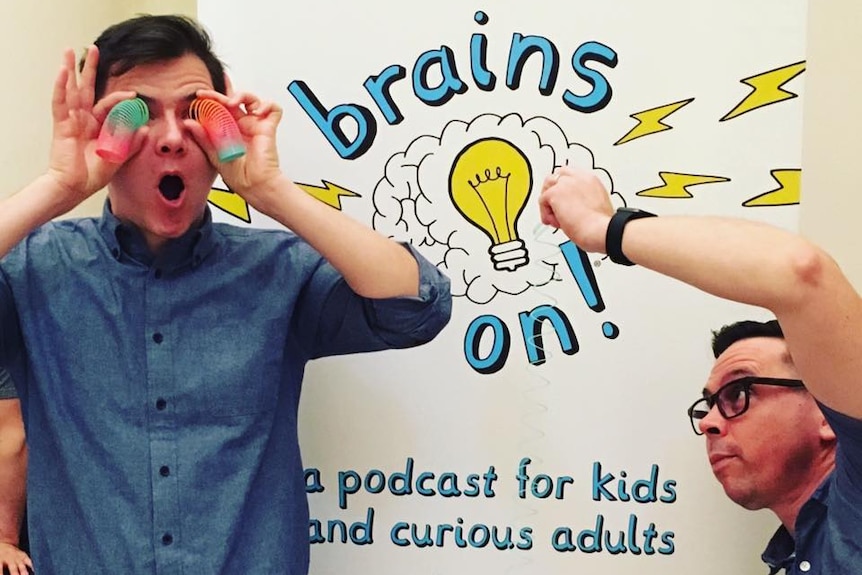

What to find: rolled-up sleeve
left=365, top=243, right=452, bottom=345
left=0, top=368, right=15, bottom=400
left=294, top=243, right=452, bottom=359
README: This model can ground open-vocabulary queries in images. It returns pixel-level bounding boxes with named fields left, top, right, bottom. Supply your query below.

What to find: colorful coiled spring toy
left=189, top=98, right=246, bottom=162
left=95, top=98, right=149, bottom=163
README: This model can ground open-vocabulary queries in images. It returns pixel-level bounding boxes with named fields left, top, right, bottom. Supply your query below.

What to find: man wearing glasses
left=540, top=166, right=861, bottom=574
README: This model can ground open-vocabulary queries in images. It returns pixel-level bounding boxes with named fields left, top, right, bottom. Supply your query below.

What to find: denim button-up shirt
left=0, top=204, right=451, bottom=574
left=761, top=404, right=862, bottom=574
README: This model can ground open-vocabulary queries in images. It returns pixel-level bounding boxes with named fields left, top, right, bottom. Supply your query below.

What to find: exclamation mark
left=559, top=241, right=620, bottom=339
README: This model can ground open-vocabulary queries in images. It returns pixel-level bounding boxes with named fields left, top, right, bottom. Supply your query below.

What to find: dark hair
left=711, top=319, right=784, bottom=358
left=85, top=14, right=227, bottom=99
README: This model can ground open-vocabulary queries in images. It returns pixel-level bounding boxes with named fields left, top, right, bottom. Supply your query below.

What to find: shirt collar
left=97, top=200, right=217, bottom=271
left=761, top=474, right=832, bottom=573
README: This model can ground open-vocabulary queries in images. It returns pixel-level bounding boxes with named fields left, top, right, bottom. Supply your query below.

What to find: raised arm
left=188, top=87, right=419, bottom=299
left=0, top=46, right=140, bottom=259
left=257, top=177, right=420, bottom=299
left=539, top=166, right=862, bottom=418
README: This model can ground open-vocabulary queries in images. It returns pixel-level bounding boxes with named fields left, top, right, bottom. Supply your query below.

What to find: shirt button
left=159, top=466, right=170, bottom=477
left=162, top=533, right=173, bottom=545
left=155, top=398, right=167, bottom=411
left=799, top=561, right=811, bottom=572
left=153, top=332, right=164, bottom=344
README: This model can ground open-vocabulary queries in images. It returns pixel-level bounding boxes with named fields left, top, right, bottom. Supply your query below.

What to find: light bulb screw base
left=489, top=239, right=529, bottom=272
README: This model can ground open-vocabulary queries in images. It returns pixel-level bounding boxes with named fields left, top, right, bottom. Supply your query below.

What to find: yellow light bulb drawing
left=449, top=138, right=532, bottom=271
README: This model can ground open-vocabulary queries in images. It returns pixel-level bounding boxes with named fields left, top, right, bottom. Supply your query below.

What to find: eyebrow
left=701, top=370, right=752, bottom=397
left=135, top=93, right=199, bottom=108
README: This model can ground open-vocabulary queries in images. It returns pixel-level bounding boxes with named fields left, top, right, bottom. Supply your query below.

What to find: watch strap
left=605, top=208, right=657, bottom=266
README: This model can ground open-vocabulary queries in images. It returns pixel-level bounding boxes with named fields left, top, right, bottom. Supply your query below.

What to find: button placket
left=145, top=267, right=180, bottom=567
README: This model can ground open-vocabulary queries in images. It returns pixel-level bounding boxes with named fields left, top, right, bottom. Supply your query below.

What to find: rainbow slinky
left=189, top=98, right=246, bottom=162
left=95, top=98, right=149, bottom=163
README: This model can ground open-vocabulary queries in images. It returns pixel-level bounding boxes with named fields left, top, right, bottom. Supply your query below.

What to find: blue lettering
left=563, top=41, right=617, bottom=112
left=287, top=80, right=377, bottom=159
left=518, top=305, right=578, bottom=366
left=413, top=46, right=468, bottom=106
left=464, top=315, right=511, bottom=374
left=506, top=33, right=559, bottom=95
left=470, top=11, right=496, bottom=90
left=364, top=65, right=407, bottom=124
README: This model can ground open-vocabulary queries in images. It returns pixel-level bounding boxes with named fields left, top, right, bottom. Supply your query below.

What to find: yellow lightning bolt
left=296, top=180, right=361, bottom=210
left=743, top=169, right=801, bottom=207
left=208, top=187, right=251, bottom=223
left=637, top=172, right=730, bottom=199
left=207, top=181, right=360, bottom=223
left=721, top=61, right=806, bottom=122
left=614, top=98, right=695, bottom=146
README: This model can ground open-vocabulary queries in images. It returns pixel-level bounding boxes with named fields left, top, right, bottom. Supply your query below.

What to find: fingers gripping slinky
left=189, top=98, right=246, bottom=162
left=95, top=98, right=149, bottom=163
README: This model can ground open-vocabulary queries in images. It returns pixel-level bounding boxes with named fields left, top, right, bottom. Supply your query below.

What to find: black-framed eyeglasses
left=686, top=376, right=805, bottom=435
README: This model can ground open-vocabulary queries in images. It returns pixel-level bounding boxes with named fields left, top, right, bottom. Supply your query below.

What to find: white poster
left=199, top=1, right=807, bottom=572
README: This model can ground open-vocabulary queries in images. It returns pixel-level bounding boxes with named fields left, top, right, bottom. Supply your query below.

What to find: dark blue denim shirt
left=761, top=403, right=862, bottom=574
left=0, top=203, right=451, bottom=575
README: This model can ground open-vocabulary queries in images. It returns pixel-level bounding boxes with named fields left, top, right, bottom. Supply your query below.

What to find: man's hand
left=0, top=542, right=31, bottom=575
left=186, top=79, right=422, bottom=300
left=46, top=46, right=140, bottom=215
left=187, top=81, right=284, bottom=215
left=538, top=166, right=615, bottom=254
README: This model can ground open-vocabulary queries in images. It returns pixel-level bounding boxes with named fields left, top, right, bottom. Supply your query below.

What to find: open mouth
left=158, top=175, right=185, bottom=201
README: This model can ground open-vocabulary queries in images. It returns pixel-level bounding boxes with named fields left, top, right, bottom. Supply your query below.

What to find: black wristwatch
left=605, top=207, right=657, bottom=266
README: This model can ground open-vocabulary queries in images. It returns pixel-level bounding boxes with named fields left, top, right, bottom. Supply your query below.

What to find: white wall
left=2, top=1, right=856, bottom=284
left=0, top=2, right=857, bottom=570
left=0, top=0, right=195, bottom=219
left=800, top=0, right=862, bottom=287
